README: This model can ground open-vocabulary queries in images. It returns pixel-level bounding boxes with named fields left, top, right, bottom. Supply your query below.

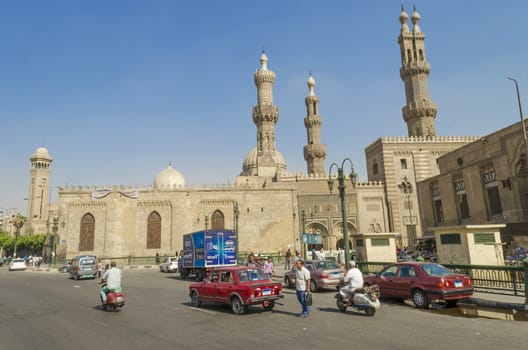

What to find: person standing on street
left=294, top=259, right=311, bottom=318
left=263, top=257, right=275, bottom=279
left=285, top=248, right=292, bottom=270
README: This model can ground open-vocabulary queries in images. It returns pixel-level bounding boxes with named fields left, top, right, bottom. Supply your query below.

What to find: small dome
left=30, top=146, right=52, bottom=161
left=399, top=9, right=409, bottom=23
left=307, top=73, right=316, bottom=96
left=241, top=147, right=287, bottom=176
left=154, top=164, right=185, bottom=189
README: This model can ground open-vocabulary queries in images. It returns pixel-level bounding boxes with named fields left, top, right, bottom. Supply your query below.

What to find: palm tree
left=12, top=213, right=26, bottom=257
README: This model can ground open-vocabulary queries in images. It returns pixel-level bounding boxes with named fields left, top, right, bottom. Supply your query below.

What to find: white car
left=159, top=257, right=179, bottom=273
left=9, top=258, right=27, bottom=271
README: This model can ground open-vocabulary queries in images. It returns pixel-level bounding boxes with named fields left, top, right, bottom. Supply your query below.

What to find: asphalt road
left=0, top=267, right=525, bottom=350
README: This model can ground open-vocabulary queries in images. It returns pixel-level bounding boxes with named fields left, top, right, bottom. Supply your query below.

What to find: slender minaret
left=27, top=146, right=53, bottom=233
left=253, top=51, right=280, bottom=177
left=303, top=72, right=326, bottom=175
left=398, top=6, right=437, bottom=138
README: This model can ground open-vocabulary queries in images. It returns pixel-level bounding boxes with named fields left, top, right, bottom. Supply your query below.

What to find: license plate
left=454, top=281, right=462, bottom=287
left=262, top=289, right=271, bottom=296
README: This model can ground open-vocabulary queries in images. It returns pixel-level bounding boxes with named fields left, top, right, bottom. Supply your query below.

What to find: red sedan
left=188, top=266, right=283, bottom=314
left=363, top=262, right=473, bottom=308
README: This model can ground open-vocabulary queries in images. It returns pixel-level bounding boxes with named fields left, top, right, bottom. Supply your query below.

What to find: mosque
left=23, top=8, right=485, bottom=259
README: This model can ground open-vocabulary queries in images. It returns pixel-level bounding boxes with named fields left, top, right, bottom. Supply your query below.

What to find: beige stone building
left=38, top=52, right=389, bottom=259
left=365, top=8, right=479, bottom=247
left=417, top=120, right=528, bottom=251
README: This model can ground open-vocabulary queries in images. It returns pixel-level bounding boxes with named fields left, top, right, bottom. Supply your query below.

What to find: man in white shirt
left=295, top=259, right=311, bottom=318
left=100, top=261, right=122, bottom=303
left=340, top=261, right=364, bottom=299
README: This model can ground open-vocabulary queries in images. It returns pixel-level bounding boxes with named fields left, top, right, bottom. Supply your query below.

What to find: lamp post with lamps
left=233, top=202, right=239, bottom=261
left=301, top=209, right=306, bottom=260
left=328, top=158, right=357, bottom=266
left=399, top=176, right=416, bottom=244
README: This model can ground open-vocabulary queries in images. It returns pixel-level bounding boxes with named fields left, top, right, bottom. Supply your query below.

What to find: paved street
left=0, top=267, right=525, bottom=350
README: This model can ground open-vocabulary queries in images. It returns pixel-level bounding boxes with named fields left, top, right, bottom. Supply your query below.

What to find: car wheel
left=61, top=266, right=69, bottom=273
left=190, top=291, right=202, bottom=307
left=76, top=274, right=80, bottom=281
left=262, top=300, right=275, bottom=311
left=412, top=289, right=428, bottom=308
left=310, top=280, right=317, bottom=292
left=231, top=297, right=245, bottom=315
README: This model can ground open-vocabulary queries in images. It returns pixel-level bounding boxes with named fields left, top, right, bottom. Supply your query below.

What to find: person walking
left=263, top=257, right=275, bottom=279
left=294, top=259, right=311, bottom=318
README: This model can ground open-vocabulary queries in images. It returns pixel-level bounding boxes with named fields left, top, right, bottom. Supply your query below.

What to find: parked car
left=159, top=256, right=179, bottom=273
left=8, top=258, right=27, bottom=271
left=284, top=260, right=345, bottom=291
left=188, top=266, right=283, bottom=314
left=68, top=255, right=97, bottom=280
left=363, top=262, right=473, bottom=308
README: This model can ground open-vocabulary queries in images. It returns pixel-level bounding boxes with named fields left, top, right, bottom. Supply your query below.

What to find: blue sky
left=1, top=0, right=527, bottom=215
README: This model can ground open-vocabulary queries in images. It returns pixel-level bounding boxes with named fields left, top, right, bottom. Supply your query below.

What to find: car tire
left=231, top=297, right=245, bottom=315
left=76, top=274, right=80, bottom=281
left=190, top=291, right=202, bottom=307
left=262, top=300, right=275, bottom=311
left=310, top=280, right=317, bottom=292
left=412, top=289, right=428, bottom=308
left=61, top=266, right=69, bottom=273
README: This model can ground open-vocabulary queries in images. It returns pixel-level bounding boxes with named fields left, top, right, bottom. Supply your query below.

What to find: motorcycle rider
left=100, top=261, right=122, bottom=303
left=339, top=260, right=364, bottom=300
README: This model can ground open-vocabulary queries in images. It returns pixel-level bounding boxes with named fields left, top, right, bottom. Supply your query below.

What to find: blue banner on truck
left=183, top=230, right=237, bottom=268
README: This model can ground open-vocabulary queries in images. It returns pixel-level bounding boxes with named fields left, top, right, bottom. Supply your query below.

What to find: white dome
left=30, top=146, right=52, bottom=161
left=241, top=147, right=287, bottom=176
left=154, top=164, right=185, bottom=189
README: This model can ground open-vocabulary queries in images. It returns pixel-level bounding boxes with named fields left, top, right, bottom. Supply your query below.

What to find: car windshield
left=13, top=259, right=25, bottom=263
left=237, top=268, right=268, bottom=282
left=315, top=261, right=340, bottom=270
left=421, top=263, right=454, bottom=277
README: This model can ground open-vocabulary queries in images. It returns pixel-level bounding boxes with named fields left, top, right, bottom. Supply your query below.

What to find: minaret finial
left=401, top=4, right=404, bottom=12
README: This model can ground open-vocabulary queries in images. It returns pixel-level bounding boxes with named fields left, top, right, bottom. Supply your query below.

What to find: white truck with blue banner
left=180, top=229, right=237, bottom=281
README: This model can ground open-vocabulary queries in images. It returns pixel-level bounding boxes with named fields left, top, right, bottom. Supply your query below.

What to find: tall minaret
left=27, top=146, right=53, bottom=234
left=253, top=51, right=280, bottom=177
left=398, top=6, right=437, bottom=138
left=303, top=72, right=326, bottom=175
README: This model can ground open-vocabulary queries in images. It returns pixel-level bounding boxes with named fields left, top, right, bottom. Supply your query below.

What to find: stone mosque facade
left=24, top=8, right=484, bottom=259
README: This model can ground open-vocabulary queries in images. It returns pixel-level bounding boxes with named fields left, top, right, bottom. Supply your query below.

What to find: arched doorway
left=79, top=213, right=95, bottom=251
left=333, top=221, right=356, bottom=251
left=147, top=211, right=161, bottom=249
left=211, top=210, right=225, bottom=230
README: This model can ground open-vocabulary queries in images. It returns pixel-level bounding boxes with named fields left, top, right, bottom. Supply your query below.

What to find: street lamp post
left=52, top=217, right=58, bottom=265
left=328, top=158, right=357, bottom=266
left=400, top=176, right=415, bottom=244
left=204, top=215, right=209, bottom=231
left=508, top=77, right=528, bottom=162
left=234, top=202, right=239, bottom=263
left=301, top=209, right=306, bottom=260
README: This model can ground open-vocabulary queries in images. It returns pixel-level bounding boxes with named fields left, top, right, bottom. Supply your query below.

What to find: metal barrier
left=356, top=261, right=527, bottom=297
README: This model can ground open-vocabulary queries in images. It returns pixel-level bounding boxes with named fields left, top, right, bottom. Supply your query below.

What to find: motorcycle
left=335, top=279, right=380, bottom=316
left=100, top=283, right=126, bottom=312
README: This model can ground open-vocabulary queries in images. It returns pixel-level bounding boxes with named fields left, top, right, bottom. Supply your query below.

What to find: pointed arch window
left=147, top=211, right=161, bottom=249
left=211, top=210, right=225, bottom=230
left=79, top=213, right=95, bottom=251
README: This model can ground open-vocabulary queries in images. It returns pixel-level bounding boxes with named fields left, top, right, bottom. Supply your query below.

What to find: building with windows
left=417, top=120, right=528, bottom=250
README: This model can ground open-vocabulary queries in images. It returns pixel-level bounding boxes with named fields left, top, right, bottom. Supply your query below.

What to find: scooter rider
left=340, top=260, right=364, bottom=299
left=100, top=261, right=122, bottom=303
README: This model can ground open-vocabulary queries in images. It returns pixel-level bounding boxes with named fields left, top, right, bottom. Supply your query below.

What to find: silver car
left=284, top=260, right=345, bottom=291
left=68, top=255, right=97, bottom=280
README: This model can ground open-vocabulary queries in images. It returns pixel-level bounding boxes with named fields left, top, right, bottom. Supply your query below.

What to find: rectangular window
left=487, top=186, right=502, bottom=215
left=371, top=238, right=390, bottom=246
left=440, top=233, right=461, bottom=245
left=458, top=193, right=470, bottom=219
left=356, top=239, right=364, bottom=247
left=474, top=233, right=496, bottom=244
left=400, top=159, right=407, bottom=169
left=373, top=162, right=378, bottom=175
left=434, top=199, right=444, bottom=223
